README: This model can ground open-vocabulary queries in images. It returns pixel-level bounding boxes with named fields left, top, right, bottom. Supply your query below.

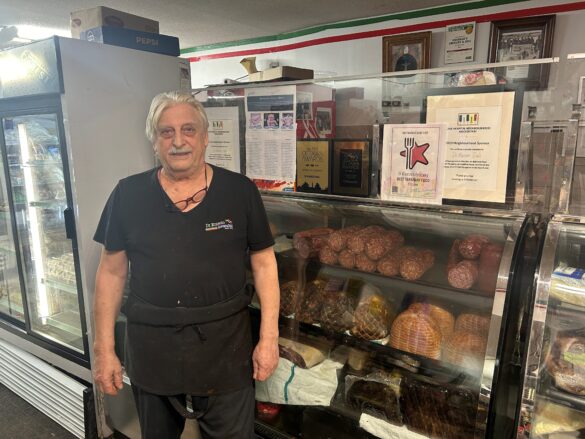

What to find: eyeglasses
left=171, top=165, right=208, bottom=211
left=157, top=125, right=197, bottom=139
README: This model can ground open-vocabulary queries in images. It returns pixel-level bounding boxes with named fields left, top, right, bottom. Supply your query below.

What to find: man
left=92, top=91, right=280, bottom=439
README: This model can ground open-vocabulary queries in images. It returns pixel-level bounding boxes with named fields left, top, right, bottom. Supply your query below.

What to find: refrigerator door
left=1, top=113, right=85, bottom=354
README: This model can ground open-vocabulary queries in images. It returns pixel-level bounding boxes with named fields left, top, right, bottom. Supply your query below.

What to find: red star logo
left=400, top=141, right=430, bottom=169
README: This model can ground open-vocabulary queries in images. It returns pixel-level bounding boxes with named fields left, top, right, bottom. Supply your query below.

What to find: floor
left=0, top=383, right=78, bottom=439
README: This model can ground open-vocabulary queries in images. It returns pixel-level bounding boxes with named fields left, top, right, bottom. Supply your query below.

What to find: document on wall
left=381, top=124, right=446, bottom=204
left=245, top=85, right=296, bottom=191
left=426, top=91, right=516, bottom=203
left=444, top=22, right=476, bottom=64
left=205, top=106, right=241, bottom=173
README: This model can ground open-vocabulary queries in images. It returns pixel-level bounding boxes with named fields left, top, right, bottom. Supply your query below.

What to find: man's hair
left=145, top=91, right=209, bottom=143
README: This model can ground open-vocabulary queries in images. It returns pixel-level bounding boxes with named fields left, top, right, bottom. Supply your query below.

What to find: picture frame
left=296, top=139, right=332, bottom=194
left=332, top=139, right=371, bottom=197
left=382, top=31, right=432, bottom=73
left=488, top=15, right=555, bottom=90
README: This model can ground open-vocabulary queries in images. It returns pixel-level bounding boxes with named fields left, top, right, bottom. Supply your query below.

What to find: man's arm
left=93, top=248, right=128, bottom=395
left=250, top=246, right=280, bottom=381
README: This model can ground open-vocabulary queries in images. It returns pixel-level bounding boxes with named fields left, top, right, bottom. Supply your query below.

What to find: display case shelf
left=45, top=278, right=77, bottom=295
left=542, top=388, right=585, bottom=413
left=44, top=310, right=82, bottom=337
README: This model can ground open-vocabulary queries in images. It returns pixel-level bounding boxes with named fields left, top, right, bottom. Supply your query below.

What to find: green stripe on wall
left=180, top=0, right=528, bottom=54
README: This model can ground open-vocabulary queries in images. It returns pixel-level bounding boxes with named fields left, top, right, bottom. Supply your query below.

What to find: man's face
left=155, top=103, right=208, bottom=175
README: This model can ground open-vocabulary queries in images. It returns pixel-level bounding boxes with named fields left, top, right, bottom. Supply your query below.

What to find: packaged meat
left=399, top=256, right=426, bottom=281
left=278, top=337, right=328, bottom=368
left=377, top=252, right=401, bottom=276
left=400, top=375, right=477, bottom=439
left=355, top=253, right=377, bottom=272
left=458, top=234, right=488, bottom=260
left=365, top=235, right=389, bottom=261
left=351, top=286, right=395, bottom=341
left=550, top=264, right=585, bottom=308
left=279, top=280, right=300, bottom=316
left=389, top=308, right=442, bottom=359
left=327, top=229, right=348, bottom=252
left=442, top=332, right=487, bottom=371
left=546, top=335, right=585, bottom=396
left=454, top=313, right=491, bottom=336
left=447, top=239, right=463, bottom=271
left=296, top=279, right=327, bottom=324
left=293, top=227, right=334, bottom=258
left=477, top=243, right=503, bottom=294
left=319, top=245, right=338, bottom=265
left=320, top=290, right=355, bottom=333
left=338, top=249, right=356, bottom=269
left=448, top=259, right=478, bottom=289
left=408, top=303, right=454, bottom=341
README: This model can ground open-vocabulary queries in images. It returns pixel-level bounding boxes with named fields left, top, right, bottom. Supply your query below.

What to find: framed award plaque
left=332, top=140, right=371, bottom=197
left=296, top=140, right=332, bottom=193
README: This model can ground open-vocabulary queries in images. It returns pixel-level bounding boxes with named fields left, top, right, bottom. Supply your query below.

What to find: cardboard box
left=81, top=27, right=180, bottom=57
left=248, top=66, right=313, bottom=82
left=71, top=6, right=159, bottom=38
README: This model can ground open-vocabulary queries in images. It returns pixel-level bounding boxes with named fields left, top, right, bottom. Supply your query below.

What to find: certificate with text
left=426, top=91, right=515, bottom=203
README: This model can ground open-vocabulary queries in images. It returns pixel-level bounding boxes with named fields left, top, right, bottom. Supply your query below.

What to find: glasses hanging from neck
left=159, top=164, right=208, bottom=212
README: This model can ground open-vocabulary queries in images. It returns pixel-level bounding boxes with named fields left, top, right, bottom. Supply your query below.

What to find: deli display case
left=250, top=194, right=539, bottom=439
left=516, top=217, right=585, bottom=438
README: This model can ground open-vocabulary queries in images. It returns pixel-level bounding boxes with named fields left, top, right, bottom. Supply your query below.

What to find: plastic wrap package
left=533, top=402, right=585, bottom=436
left=345, top=369, right=403, bottom=425
left=550, top=264, right=585, bottom=308
left=350, top=284, right=395, bottom=341
left=278, top=337, right=327, bottom=369
left=255, top=358, right=343, bottom=406
left=360, top=413, right=428, bottom=439
left=546, top=335, right=585, bottom=396
left=400, top=375, right=478, bottom=439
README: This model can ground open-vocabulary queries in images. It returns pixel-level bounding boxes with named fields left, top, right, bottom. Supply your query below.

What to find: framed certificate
left=422, top=85, right=523, bottom=207
left=296, top=140, right=331, bottom=193
left=332, top=140, right=371, bottom=197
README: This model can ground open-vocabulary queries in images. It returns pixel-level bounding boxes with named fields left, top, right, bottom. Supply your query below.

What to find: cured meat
left=447, top=239, right=463, bottom=272
left=296, top=280, right=327, bottom=324
left=377, top=252, right=401, bottom=277
left=448, top=260, right=478, bottom=289
left=338, top=249, right=356, bottom=269
left=408, top=303, right=454, bottom=341
left=454, top=313, right=490, bottom=336
left=442, top=332, right=487, bottom=370
left=458, top=234, right=489, bottom=260
left=319, top=245, right=338, bottom=265
left=389, top=309, right=442, bottom=359
left=351, top=291, right=394, bottom=340
left=292, top=227, right=334, bottom=258
left=356, top=253, right=377, bottom=273
left=478, top=243, right=503, bottom=293
left=546, top=336, right=585, bottom=396
left=320, top=290, right=355, bottom=333
left=279, top=280, right=300, bottom=316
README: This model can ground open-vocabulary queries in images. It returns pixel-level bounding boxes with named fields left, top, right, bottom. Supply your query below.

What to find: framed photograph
left=332, top=139, right=371, bottom=197
left=383, top=31, right=432, bottom=73
left=488, top=15, right=555, bottom=90
left=578, top=76, right=585, bottom=105
left=315, top=107, right=332, bottom=136
left=296, top=140, right=332, bottom=193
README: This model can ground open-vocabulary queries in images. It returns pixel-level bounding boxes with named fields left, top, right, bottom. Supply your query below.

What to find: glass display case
left=517, top=217, right=585, bottom=438
left=250, top=193, right=535, bottom=439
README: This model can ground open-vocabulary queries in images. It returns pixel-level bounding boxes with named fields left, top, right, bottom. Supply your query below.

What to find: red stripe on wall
left=188, top=1, right=585, bottom=62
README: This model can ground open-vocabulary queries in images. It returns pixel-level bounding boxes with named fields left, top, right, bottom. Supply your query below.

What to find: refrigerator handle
left=64, top=207, right=75, bottom=240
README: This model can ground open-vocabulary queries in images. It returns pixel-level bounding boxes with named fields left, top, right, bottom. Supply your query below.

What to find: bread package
left=389, top=308, right=442, bottom=359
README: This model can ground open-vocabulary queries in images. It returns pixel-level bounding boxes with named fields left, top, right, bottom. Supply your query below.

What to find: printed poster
left=381, top=124, right=446, bottom=204
left=426, top=91, right=516, bottom=203
left=445, top=22, right=476, bottom=64
left=204, top=106, right=240, bottom=173
left=245, top=85, right=296, bottom=191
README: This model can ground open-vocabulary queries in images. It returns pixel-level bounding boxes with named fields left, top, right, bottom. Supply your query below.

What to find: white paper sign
left=381, top=123, right=447, bottom=204
left=445, top=22, right=476, bottom=64
left=205, top=106, right=240, bottom=173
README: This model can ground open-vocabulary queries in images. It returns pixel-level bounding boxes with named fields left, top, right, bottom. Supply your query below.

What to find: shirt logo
left=205, top=219, right=233, bottom=231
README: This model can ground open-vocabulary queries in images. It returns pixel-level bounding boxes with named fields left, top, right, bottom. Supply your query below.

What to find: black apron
left=122, top=285, right=254, bottom=396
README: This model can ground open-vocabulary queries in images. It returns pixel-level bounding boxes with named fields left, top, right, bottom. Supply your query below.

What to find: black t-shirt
left=94, top=165, right=274, bottom=307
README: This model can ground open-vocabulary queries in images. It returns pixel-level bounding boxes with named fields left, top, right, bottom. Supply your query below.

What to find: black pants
left=131, top=384, right=255, bottom=439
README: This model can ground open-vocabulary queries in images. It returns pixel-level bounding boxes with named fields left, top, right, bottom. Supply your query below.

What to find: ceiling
left=0, top=0, right=472, bottom=50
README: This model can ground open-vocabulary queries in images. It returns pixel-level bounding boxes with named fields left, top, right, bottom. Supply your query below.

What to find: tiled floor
left=0, top=383, right=77, bottom=439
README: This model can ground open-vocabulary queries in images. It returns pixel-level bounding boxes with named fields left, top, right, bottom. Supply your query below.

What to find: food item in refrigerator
left=400, top=375, right=477, bottom=439
left=389, top=309, right=442, bottom=359
left=532, top=402, right=585, bottom=436
left=338, top=249, right=356, bottom=269
left=385, top=229, right=405, bottom=253
left=296, top=279, right=327, bottom=324
left=477, top=243, right=504, bottom=294
left=447, top=239, right=463, bottom=271
left=327, top=225, right=364, bottom=252
left=279, top=280, right=300, bottom=316
left=458, top=234, right=489, bottom=260
left=278, top=337, right=327, bottom=368
left=350, top=287, right=394, bottom=340
left=318, top=245, right=338, bottom=265
left=408, top=303, right=454, bottom=341
left=550, top=264, right=585, bottom=308
left=400, top=246, right=419, bottom=260
left=365, top=235, right=390, bottom=261
left=292, top=227, right=334, bottom=258
left=345, top=369, right=403, bottom=424
left=355, top=253, right=377, bottom=273
left=546, top=336, right=585, bottom=396
left=448, top=259, right=479, bottom=289
left=320, top=290, right=355, bottom=333
left=455, top=313, right=491, bottom=336
left=256, top=401, right=281, bottom=421
left=442, top=332, right=487, bottom=371
left=399, top=256, right=426, bottom=281
left=419, top=249, right=435, bottom=271
left=46, top=252, right=76, bottom=284
left=347, top=233, right=368, bottom=254
left=377, top=252, right=401, bottom=277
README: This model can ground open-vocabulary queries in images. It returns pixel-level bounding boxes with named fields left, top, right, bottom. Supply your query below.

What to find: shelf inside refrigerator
left=45, top=278, right=77, bottom=295
left=44, top=310, right=82, bottom=338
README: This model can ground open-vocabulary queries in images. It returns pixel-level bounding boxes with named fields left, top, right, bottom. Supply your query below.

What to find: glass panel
left=2, top=114, right=84, bottom=353
left=529, top=224, right=585, bottom=438
left=0, top=121, right=24, bottom=322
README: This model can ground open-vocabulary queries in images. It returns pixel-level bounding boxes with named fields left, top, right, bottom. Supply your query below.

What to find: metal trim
left=514, top=122, right=533, bottom=210
left=474, top=216, right=525, bottom=438
left=515, top=222, right=560, bottom=438
left=556, top=119, right=579, bottom=213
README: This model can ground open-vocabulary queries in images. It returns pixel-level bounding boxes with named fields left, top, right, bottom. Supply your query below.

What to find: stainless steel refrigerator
left=0, top=36, right=189, bottom=438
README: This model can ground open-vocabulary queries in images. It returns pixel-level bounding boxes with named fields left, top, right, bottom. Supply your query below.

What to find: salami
left=447, top=260, right=478, bottom=289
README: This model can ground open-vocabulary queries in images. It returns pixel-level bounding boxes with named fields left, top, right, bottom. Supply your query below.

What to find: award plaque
left=332, top=140, right=371, bottom=197
left=296, top=140, right=331, bottom=193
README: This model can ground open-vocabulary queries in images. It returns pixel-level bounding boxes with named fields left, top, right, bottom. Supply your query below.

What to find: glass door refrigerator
left=0, top=36, right=189, bottom=438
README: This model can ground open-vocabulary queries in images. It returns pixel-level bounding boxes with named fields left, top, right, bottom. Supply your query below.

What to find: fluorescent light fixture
left=17, top=123, right=49, bottom=321
left=15, top=24, right=70, bottom=40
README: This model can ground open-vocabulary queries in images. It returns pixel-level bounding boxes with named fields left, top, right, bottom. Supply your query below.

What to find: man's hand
left=93, top=350, right=124, bottom=395
left=252, top=338, right=279, bottom=381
